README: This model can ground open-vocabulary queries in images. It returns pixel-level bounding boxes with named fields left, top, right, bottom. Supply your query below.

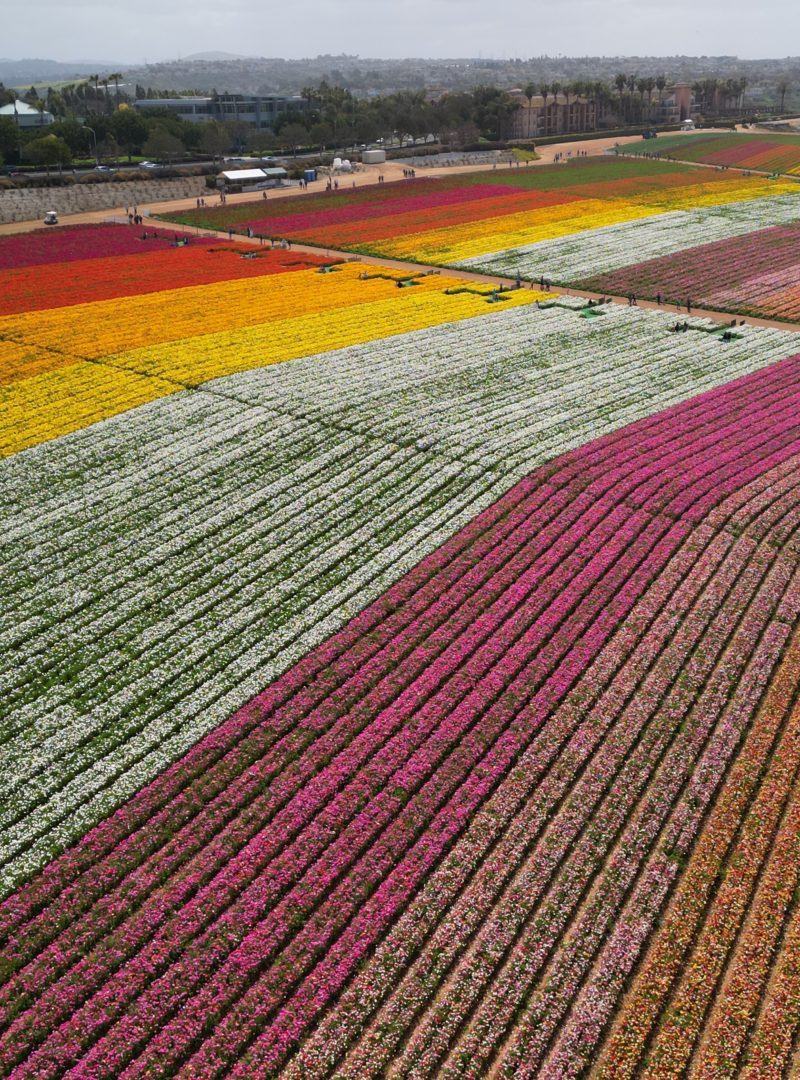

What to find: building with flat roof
left=133, top=94, right=307, bottom=130
left=0, top=100, right=54, bottom=128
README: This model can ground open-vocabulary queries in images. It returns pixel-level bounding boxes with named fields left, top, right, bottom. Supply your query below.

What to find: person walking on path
left=656, top=292, right=662, bottom=306
left=686, top=297, right=692, bottom=314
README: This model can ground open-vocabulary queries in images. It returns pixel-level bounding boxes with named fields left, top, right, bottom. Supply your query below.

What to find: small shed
left=362, top=149, right=386, bottom=164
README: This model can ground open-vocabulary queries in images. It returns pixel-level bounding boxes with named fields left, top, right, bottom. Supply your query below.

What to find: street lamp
left=82, top=125, right=98, bottom=164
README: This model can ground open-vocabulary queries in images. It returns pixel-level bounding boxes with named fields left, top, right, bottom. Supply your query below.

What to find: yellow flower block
left=2, top=265, right=546, bottom=456
left=103, top=284, right=542, bottom=384
left=0, top=362, right=177, bottom=456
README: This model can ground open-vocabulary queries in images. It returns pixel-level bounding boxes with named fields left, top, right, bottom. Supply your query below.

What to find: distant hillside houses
left=0, top=99, right=54, bottom=127
left=133, top=93, right=307, bottom=130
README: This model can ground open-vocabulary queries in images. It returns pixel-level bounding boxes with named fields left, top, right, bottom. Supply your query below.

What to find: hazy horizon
left=4, top=0, right=800, bottom=69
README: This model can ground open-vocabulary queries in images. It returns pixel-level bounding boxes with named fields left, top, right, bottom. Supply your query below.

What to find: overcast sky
left=5, top=0, right=800, bottom=65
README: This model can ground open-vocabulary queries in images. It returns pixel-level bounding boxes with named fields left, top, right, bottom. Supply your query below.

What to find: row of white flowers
left=1, top=303, right=796, bottom=893
left=453, top=192, right=800, bottom=283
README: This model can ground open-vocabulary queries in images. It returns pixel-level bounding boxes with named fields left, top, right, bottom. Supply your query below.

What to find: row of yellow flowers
left=370, top=176, right=798, bottom=263
left=1, top=264, right=545, bottom=456
left=0, top=265, right=450, bottom=363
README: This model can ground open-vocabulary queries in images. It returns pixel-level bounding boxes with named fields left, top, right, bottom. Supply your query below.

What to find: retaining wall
left=0, top=177, right=207, bottom=224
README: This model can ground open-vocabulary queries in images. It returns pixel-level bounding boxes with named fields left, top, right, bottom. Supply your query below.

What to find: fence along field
left=3, top=189, right=800, bottom=1078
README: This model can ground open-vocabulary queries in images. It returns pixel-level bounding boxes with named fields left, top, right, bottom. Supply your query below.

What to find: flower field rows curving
left=0, top=242, right=330, bottom=317
left=163, top=157, right=800, bottom=323
left=6, top=292, right=795, bottom=889
left=4, top=197, right=800, bottom=1079
left=4, top=339, right=800, bottom=1076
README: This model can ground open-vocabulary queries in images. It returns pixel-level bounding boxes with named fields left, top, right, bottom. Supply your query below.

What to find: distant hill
left=2, top=53, right=799, bottom=109
left=0, top=58, right=124, bottom=85
left=120, top=54, right=800, bottom=102
left=181, top=52, right=254, bottom=61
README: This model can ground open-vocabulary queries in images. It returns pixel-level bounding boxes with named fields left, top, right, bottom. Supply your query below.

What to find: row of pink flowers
left=234, top=183, right=519, bottom=236
left=365, top=399, right=800, bottom=1079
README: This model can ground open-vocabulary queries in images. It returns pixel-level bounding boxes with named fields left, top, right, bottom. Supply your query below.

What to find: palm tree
left=703, top=78, right=721, bottom=115
left=644, top=77, right=655, bottom=121
left=655, top=74, right=667, bottom=115
left=109, top=73, right=122, bottom=108
left=614, top=73, right=627, bottom=123
left=89, top=74, right=100, bottom=110
left=776, top=78, right=790, bottom=113
left=692, top=81, right=704, bottom=115
left=562, top=83, right=573, bottom=133
left=571, top=80, right=585, bottom=132
left=523, top=81, right=537, bottom=138
left=636, top=78, right=648, bottom=122
left=32, top=98, right=48, bottom=126
left=590, top=80, right=607, bottom=130
left=61, top=82, right=76, bottom=120
left=550, top=81, right=562, bottom=132
left=539, top=82, right=550, bottom=135
left=101, top=77, right=110, bottom=114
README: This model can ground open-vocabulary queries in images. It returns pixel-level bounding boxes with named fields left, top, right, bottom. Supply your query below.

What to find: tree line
left=0, top=71, right=785, bottom=172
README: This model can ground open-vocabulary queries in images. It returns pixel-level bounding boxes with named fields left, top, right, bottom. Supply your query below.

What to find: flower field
left=165, top=157, right=799, bottom=276
left=454, top=190, right=800, bottom=286
left=4, top=192, right=800, bottom=1079
left=0, top=227, right=540, bottom=455
left=575, top=221, right=800, bottom=321
left=623, top=130, right=800, bottom=175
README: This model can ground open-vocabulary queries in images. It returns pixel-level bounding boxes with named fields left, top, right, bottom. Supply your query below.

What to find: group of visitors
left=402, top=168, right=417, bottom=178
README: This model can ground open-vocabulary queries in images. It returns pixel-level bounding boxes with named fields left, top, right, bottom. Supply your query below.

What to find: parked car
left=140, top=161, right=160, bottom=169
left=93, top=165, right=112, bottom=173
left=43, top=210, right=58, bottom=225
